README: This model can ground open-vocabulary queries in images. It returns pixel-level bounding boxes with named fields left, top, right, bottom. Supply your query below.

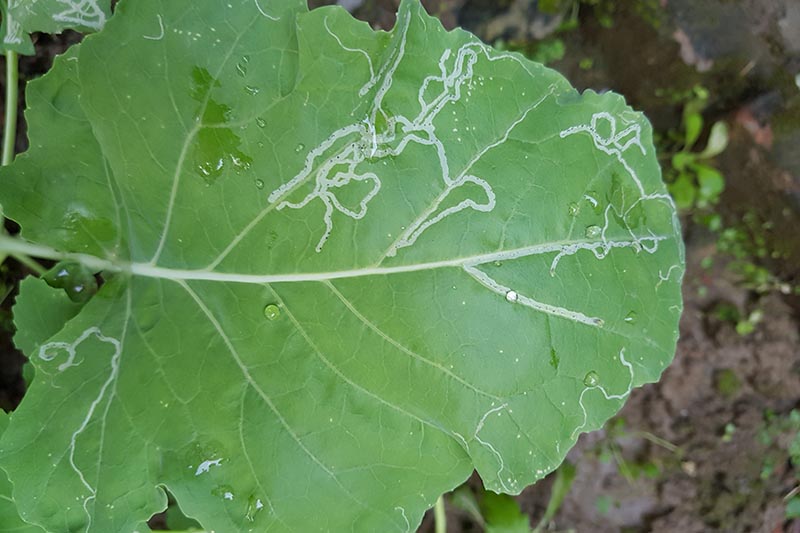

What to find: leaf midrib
left=0, top=234, right=668, bottom=285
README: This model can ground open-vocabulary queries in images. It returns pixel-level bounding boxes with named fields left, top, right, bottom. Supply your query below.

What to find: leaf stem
left=0, top=235, right=114, bottom=272
left=434, top=495, right=446, bottom=533
left=2, top=49, right=18, bottom=167
left=1, top=49, right=20, bottom=267
left=533, top=462, right=576, bottom=532
left=10, top=252, right=46, bottom=275
left=633, top=430, right=680, bottom=454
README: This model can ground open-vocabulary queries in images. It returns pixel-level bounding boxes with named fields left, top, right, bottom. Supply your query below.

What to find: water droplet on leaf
left=255, top=179, right=264, bottom=189
left=263, top=304, right=280, bottom=321
left=244, top=85, right=260, bottom=96
left=624, top=310, right=637, bottom=324
left=246, top=494, right=265, bottom=521
left=585, top=225, right=601, bottom=239
left=197, top=158, right=225, bottom=180
left=235, top=55, right=250, bottom=77
left=255, top=117, right=267, bottom=128
left=65, top=283, right=93, bottom=303
left=231, top=154, right=251, bottom=172
left=44, top=265, right=73, bottom=287
left=505, top=290, right=518, bottom=303
left=583, top=371, right=600, bottom=387
left=295, top=143, right=305, bottom=153
left=568, top=202, right=579, bottom=216
left=211, top=484, right=235, bottom=499
left=585, top=190, right=603, bottom=213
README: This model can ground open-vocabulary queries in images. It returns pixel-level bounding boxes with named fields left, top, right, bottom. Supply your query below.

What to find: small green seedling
left=664, top=86, right=729, bottom=210
left=451, top=462, right=576, bottom=533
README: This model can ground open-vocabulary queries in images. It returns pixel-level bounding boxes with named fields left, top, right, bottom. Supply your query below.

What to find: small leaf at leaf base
left=13, top=277, right=85, bottom=355
left=0, top=46, right=120, bottom=254
left=164, top=499, right=203, bottom=531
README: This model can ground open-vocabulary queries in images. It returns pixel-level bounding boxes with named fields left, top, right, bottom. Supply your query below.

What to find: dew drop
left=255, top=117, right=267, bottom=128
left=197, top=157, right=225, bottom=180
left=246, top=494, right=265, bottom=522
left=47, top=266, right=71, bottom=285
left=505, top=290, right=518, bottom=303
left=295, top=143, right=305, bottom=153
left=585, top=225, right=602, bottom=239
left=235, top=55, right=250, bottom=77
left=232, top=155, right=252, bottom=173
left=255, top=179, right=264, bottom=189
left=624, top=310, right=637, bottom=324
left=584, top=190, right=602, bottom=213
left=211, top=484, right=235, bottom=499
left=67, top=283, right=88, bottom=301
left=244, top=85, right=260, bottom=96
left=583, top=371, right=600, bottom=387
left=263, top=304, right=281, bottom=321
left=568, top=202, right=579, bottom=216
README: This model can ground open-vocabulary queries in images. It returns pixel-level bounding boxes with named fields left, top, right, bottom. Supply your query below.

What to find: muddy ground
left=2, top=1, right=799, bottom=532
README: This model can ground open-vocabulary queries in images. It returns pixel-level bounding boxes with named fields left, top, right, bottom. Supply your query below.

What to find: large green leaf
left=0, top=0, right=684, bottom=531
left=1, top=0, right=112, bottom=55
